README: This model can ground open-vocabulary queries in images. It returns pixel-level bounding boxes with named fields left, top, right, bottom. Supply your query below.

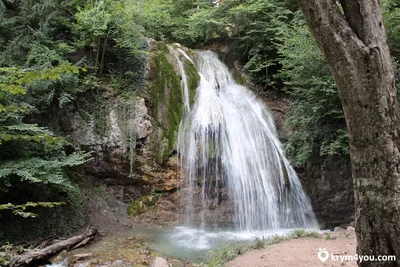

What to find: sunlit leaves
left=0, top=202, right=65, bottom=218
left=0, top=65, right=80, bottom=96
left=0, top=124, right=63, bottom=145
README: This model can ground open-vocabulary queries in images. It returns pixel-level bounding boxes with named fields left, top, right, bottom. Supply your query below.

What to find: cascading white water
left=178, top=51, right=318, bottom=231
left=169, top=46, right=192, bottom=113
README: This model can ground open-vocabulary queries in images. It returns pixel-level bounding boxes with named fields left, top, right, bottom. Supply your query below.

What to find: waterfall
left=177, top=51, right=318, bottom=231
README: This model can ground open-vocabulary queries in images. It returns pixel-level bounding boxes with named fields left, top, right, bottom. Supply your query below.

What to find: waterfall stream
left=170, top=50, right=318, bottom=250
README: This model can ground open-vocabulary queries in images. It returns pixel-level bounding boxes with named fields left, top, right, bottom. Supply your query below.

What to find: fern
left=0, top=153, right=90, bottom=191
left=0, top=124, right=63, bottom=145
left=0, top=202, right=65, bottom=218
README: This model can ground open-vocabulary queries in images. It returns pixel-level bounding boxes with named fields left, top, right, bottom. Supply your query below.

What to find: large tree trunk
left=296, top=0, right=400, bottom=266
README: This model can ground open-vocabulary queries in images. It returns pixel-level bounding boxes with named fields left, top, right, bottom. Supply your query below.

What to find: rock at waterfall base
left=152, top=257, right=169, bottom=267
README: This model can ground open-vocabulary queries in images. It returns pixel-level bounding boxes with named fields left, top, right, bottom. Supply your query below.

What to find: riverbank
left=226, top=228, right=356, bottom=267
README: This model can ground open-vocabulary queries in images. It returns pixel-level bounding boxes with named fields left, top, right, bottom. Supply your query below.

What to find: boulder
left=152, top=257, right=169, bottom=267
left=334, top=226, right=345, bottom=232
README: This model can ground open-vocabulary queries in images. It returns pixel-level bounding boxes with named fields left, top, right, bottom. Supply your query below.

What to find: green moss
left=156, top=41, right=171, bottom=54
left=148, top=44, right=199, bottom=163
left=127, top=195, right=158, bottom=216
left=150, top=48, right=183, bottom=163
left=184, top=60, right=200, bottom=107
left=231, top=68, right=247, bottom=86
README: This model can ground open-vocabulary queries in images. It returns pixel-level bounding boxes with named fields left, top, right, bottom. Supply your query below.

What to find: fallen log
left=10, top=228, right=98, bottom=267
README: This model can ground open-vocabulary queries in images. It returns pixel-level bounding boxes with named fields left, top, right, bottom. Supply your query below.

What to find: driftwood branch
left=10, top=228, right=98, bottom=267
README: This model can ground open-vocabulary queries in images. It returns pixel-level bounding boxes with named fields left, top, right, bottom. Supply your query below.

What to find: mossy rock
left=148, top=42, right=200, bottom=164
left=149, top=48, right=183, bottom=163
left=184, top=59, right=200, bottom=107
left=127, top=195, right=159, bottom=216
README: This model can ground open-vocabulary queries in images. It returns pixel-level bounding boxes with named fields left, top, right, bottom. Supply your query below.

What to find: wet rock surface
left=299, top=157, right=354, bottom=229
left=63, top=40, right=193, bottom=233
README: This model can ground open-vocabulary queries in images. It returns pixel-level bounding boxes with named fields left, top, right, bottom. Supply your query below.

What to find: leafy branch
left=0, top=202, right=65, bottom=218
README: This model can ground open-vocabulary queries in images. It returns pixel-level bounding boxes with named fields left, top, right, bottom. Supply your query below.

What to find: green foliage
left=254, top=236, right=266, bottom=249
left=0, top=243, right=28, bottom=266
left=142, top=0, right=291, bottom=86
left=0, top=65, right=80, bottom=95
left=0, top=0, right=75, bottom=67
left=278, top=13, right=348, bottom=167
left=208, top=242, right=253, bottom=267
left=383, top=0, right=400, bottom=59
left=94, top=184, right=107, bottom=194
left=0, top=153, right=89, bottom=192
left=323, top=232, right=336, bottom=240
left=0, top=202, right=65, bottom=218
left=140, top=0, right=175, bottom=40
left=0, top=64, right=88, bottom=243
left=279, top=8, right=400, bottom=168
left=74, top=0, right=145, bottom=73
left=383, top=0, right=400, bottom=96
left=127, top=195, right=158, bottom=216
left=220, top=0, right=292, bottom=85
left=290, top=229, right=320, bottom=239
left=0, top=66, right=89, bottom=191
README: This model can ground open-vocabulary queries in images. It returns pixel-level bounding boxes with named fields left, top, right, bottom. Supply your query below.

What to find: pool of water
left=147, top=226, right=320, bottom=263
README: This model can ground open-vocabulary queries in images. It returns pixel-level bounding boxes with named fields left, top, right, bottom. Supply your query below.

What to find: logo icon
left=318, top=248, right=329, bottom=262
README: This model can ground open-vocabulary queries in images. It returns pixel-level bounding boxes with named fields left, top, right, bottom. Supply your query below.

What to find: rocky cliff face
left=300, top=158, right=354, bottom=229
left=62, top=40, right=200, bottom=229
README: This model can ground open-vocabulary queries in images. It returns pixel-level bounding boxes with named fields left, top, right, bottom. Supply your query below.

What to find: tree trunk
left=95, top=37, right=101, bottom=72
left=296, top=1, right=400, bottom=266
left=99, top=30, right=110, bottom=74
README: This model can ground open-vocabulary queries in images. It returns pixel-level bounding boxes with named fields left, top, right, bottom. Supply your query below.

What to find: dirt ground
left=226, top=230, right=357, bottom=267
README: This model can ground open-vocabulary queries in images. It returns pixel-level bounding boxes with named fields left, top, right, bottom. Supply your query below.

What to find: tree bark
left=95, top=37, right=101, bottom=72
left=99, top=30, right=110, bottom=75
left=10, top=228, right=98, bottom=267
left=296, top=0, right=400, bottom=266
